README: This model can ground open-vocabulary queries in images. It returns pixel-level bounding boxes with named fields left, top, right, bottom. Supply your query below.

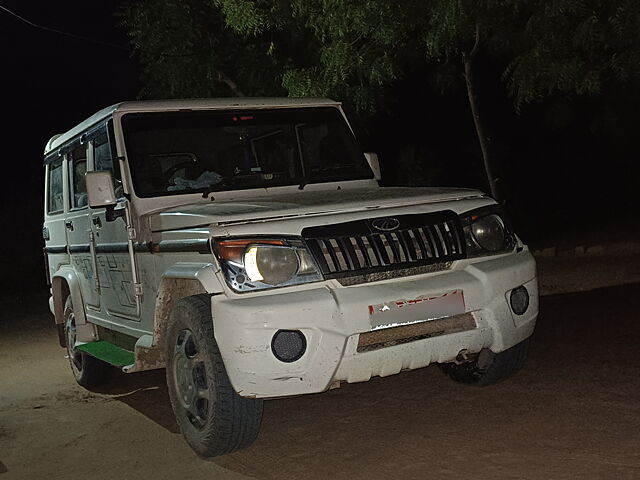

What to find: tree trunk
left=215, top=69, right=245, bottom=97
left=463, top=29, right=499, bottom=200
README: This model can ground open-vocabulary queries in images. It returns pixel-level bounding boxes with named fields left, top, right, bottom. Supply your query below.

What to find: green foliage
left=121, top=0, right=640, bottom=113
left=285, top=0, right=430, bottom=112
left=504, top=0, right=640, bottom=109
left=214, top=0, right=292, bottom=33
left=210, top=0, right=430, bottom=111
left=119, top=0, right=286, bottom=98
left=214, top=0, right=269, bottom=35
left=424, top=0, right=528, bottom=60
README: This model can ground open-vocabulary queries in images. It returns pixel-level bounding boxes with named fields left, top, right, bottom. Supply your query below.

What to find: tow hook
left=455, top=349, right=471, bottom=364
left=454, top=348, right=492, bottom=366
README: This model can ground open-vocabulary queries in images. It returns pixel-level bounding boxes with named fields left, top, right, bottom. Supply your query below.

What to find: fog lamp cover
left=271, top=330, right=307, bottom=363
left=510, top=286, right=530, bottom=315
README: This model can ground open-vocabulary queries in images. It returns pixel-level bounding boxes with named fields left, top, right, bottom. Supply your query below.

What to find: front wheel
left=440, top=338, right=531, bottom=386
left=165, top=295, right=263, bottom=457
left=63, top=296, right=112, bottom=388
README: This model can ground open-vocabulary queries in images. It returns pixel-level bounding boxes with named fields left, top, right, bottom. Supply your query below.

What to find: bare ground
left=2, top=282, right=640, bottom=480
left=535, top=251, right=640, bottom=296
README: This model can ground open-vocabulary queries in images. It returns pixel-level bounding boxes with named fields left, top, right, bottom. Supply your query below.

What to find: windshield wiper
left=202, top=187, right=214, bottom=199
left=201, top=178, right=231, bottom=198
left=201, top=184, right=223, bottom=199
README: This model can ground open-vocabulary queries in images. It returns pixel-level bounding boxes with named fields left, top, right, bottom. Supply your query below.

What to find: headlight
left=460, top=206, right=515, bottom=257
left=471, top=214, right=505, bottom=251
left=214, top=238, right=323, bottom=292
left=245, top=245, right=299, bottom=284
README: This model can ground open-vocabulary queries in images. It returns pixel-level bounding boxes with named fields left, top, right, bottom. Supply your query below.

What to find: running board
left=76, top=341, right=135, bottom=367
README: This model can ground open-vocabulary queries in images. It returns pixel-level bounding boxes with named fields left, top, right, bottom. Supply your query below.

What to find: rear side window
left=93, top=122, right=123, bottom=197
left=47, top=158, right=64, bottom=214
left=70, top=146, right=88, bottom=209
left=94, top=134, right=114, bottom=172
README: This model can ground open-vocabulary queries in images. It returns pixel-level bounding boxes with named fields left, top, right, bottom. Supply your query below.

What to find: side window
left=93, top=122, right=123, bottom=198
left=70, top=145, right=88, bottom=209
left=47, top=157, right=64, bottom=214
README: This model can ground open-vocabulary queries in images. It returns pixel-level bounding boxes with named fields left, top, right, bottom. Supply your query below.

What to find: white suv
left=43, top=98, right=538, bottom=456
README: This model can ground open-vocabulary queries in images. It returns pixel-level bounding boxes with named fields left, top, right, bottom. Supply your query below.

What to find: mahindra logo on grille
left=371, top=217, right=401, bottom=232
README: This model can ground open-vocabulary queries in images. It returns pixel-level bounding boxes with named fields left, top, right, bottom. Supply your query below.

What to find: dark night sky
left=1, top=0, right=138, bottom=175
left=0, top=1, right=138, bottom=287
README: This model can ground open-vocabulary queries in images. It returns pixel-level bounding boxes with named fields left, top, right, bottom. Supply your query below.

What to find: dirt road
left=2, top=284, right=640, bottom=480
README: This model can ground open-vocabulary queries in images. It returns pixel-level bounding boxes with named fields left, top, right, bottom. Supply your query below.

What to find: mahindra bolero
left=43, top=98, right=538, bottom=456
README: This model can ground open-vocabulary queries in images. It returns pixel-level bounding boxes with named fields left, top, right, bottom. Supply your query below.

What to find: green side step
left=77, top=341, right=135, bottom=367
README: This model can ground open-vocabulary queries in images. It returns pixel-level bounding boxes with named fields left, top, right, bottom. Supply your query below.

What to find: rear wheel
left=63, top=296, right=112, bottom=388
left=440, top=338, right=530, bottom=386
left=165, top=295, right=263, bottom=457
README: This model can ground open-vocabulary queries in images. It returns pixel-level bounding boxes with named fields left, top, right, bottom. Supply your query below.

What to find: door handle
left=64, top=220, right=74, bottom=231
left=92, top=217, right=102, bottom=229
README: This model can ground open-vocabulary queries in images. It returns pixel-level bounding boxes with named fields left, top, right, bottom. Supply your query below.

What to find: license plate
left=368, top=290, right=465, bottom=330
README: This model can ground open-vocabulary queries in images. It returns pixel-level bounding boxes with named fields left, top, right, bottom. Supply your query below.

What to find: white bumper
left=212, top=250, right=538, bottom=398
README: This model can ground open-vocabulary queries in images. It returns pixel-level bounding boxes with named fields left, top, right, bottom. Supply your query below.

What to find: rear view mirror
left=364, top=152, right=381, bottom=181
left=86, top=171, right=117, bottom=208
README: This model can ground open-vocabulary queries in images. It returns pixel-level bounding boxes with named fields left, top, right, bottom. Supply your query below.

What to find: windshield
left=121, top=107, right=373, bottom=197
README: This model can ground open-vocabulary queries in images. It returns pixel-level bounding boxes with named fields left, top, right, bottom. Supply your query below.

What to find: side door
left=88, top=122, right=141, bottom=321
left=67, top=143, right=101, bottom=310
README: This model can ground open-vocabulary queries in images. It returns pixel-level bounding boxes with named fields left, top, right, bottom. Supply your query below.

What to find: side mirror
left=86, top=171, right=117, bottom=208
left=364, top=152, right=381, bottom=181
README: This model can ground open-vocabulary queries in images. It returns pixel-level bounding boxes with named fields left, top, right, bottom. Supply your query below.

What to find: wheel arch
left=152, top=263, right=224, bottom=350
left=51, top=268, right=87, bottom=325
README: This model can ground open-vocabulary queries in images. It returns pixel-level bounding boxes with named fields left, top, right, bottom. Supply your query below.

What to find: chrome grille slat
left=384, top=233, right=401, bottom=263
left=448, top=220, right=463, bottom=254
left=399, top=230, right=416, bottom=262
left=406, top=230, right=422, bottom=260
left=324, top=239, right=342, bottom=271
left=363, top=236, right=380, bottom=266
left=371, top=234, right=391, bottom=265
left=425, top=226, right=442, bottom=258
left=416, top=227, right=433, bottom=258
left=354, top=236, right=372, bottom=267
left=337, top=237, right=356, bottom=270
left=435, top=224, right=449, bottom=256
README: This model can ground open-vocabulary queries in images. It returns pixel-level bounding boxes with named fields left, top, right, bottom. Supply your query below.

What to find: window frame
left=90, top=120, right=124, bottom=200
left=68, top=144, right=89, bottom=211
left=46, top=156, right=65, bottom=215
left=121, top=107, right=373, bottom=198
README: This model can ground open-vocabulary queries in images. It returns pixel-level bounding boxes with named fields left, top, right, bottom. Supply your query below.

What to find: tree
left=121, top=0, right=640, bottom=199
left=120, top=0, right=291, bottom=98
left=422, top=1, right=531, bottom=199
left=505, top=0, right=640, bottom=107
left=216, top=0, right=528, bottom=199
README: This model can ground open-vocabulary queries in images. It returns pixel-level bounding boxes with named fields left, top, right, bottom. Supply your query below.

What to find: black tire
left=440, top=337, right=530, bottom=387
left=165, top=294, right=263, bottom=457
left=63, top=296, right=112, bottom=388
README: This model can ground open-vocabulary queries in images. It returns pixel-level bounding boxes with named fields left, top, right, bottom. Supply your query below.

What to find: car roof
left=44, top=97, right=341, bottom=156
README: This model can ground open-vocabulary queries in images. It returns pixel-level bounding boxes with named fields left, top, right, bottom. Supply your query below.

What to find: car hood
left=148, top=186, right=485, bottom=232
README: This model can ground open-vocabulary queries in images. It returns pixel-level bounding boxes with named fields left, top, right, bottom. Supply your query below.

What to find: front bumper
left=213, top=250, right=538, bottom=398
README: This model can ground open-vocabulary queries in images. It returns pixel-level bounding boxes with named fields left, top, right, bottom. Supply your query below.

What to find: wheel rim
left=172, top=329, right=211, bottom=430
left=66, top=312, right=83, bottom=374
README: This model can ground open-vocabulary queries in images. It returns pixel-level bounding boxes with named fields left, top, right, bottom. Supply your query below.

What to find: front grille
left=302, top=211, right=465, bottom=279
